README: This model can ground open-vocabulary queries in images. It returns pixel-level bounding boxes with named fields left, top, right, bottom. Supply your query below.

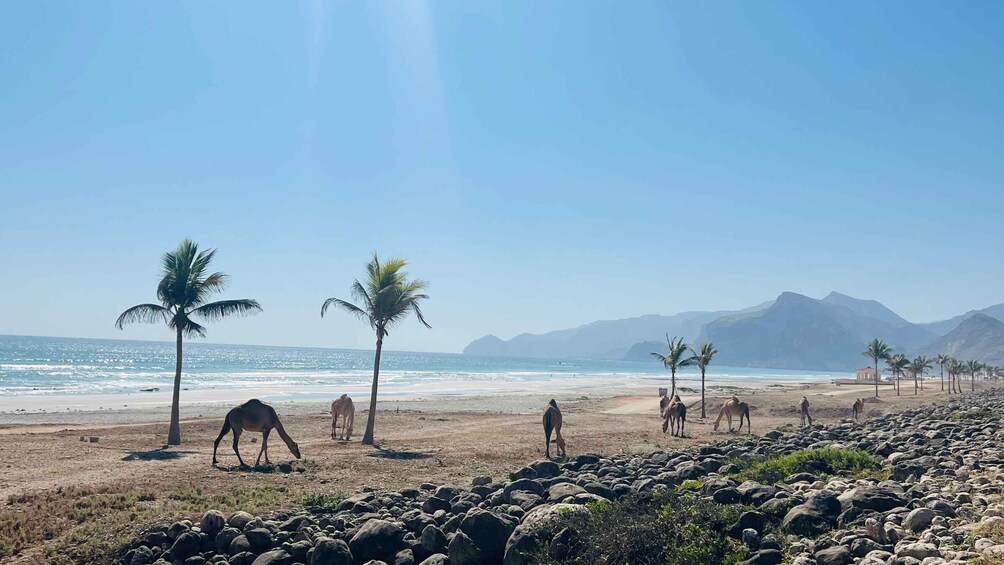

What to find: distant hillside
left=701, top=292, right=936, bottom=370
left=463, top=304, right=772, bottom=360
left=466, top=291, right=1004, bottom=370
left=920, top=304, right=1004, bottom=336
left=820, top=291, right=913, bottom=327
left=920, top=314, right=1004, bottom=364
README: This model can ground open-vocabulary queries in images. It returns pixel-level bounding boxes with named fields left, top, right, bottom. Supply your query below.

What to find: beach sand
left=0, top=378, right=968, bottom=563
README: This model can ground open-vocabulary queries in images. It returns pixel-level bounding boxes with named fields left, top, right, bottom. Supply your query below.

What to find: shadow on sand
left=367, top=448, right=433, bottom=461
left=122, top=446, right=194, bottom=461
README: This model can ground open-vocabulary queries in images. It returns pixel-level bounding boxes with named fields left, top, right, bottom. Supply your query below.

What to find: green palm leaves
left=862, top=338, right=893, bottom=397
left=651, top=335, right=689, bottom=397
left=116, top=239, right=261, bottom=445
left=322, top=253, right=431, bottom=445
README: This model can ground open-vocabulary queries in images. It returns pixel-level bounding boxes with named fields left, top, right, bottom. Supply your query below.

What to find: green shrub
left=951, top=409, right=997, bottom=422
left=730, top=448, right=885, bottom=483
left=302, top=492, right=346, bottom=510
left=534, top=493, right=747, bottom=565
left=676, top=479, right=705, bottom=492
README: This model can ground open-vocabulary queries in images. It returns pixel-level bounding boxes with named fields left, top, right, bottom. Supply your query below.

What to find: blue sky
left=1, top=2, right=1003, bottom=353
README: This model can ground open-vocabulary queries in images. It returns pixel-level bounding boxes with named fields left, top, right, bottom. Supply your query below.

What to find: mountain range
left=462, top=291, right=1004, bottom=371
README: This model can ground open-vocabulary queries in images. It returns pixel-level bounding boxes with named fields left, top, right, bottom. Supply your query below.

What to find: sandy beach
left=0, top=377, right=970, bottom=563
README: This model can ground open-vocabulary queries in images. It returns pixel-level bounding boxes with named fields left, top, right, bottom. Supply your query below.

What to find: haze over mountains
left=463, top=292, right=1004, bottom=371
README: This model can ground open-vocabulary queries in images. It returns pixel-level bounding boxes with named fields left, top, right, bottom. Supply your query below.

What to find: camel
left=661, top=394, right=686, bottom=437
left=713, top=396, right=751, bottom=434
left=659, top=394, right=672, bottom=417
left=542, top=399, right=566, bottom=459
left=212, top=399, right=301, bottom=467
left=330, top=394, right=355, bottom=441
left=852, top=398, right=865, bottom=421
left=799, top=396, right=813, bottom=427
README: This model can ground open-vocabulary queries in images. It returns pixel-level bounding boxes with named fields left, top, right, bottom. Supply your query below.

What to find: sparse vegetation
left=534, top=493, right=747, bottom=565
left=729, top=447, right=886, bottom=483
left=951, top=409, right=997, bottom=422
left=302, top=492, right=346, bottom=510
left=676, top=479, right=705, bottom=491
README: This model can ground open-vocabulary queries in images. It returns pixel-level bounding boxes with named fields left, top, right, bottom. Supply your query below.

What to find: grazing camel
left=661, top=394, right=687, bottom=437
left=852, top=398, right=865, bottom=421
left=212, top=399, right=301, bottom=467
left=713, top=396, right=752, bottom=433
left=799, top=396, right=813, bottom=427
left=330, top=394, right=355, bottom=441
left=659, top=394, right=672, bottom=417
left=542, top=399, right=566, bottom=459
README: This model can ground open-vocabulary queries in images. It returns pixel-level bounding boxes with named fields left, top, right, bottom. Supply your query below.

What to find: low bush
left=951, top=409, right=997, bottom=422
left=730, top=448, right=886, bottom=483
left=534, top=493, right=747, bottom=565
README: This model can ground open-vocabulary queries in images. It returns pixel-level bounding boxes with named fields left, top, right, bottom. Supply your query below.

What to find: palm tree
left=862, top=339, right=893, bottom=398
left=966, top=360, right=980, bottom=392
left=116, top=239, right=261, bottom=445
left=935, top=353, right=950, bottom=393
left=651, top=335, right=690, bottom=397
left=910, top=356, right=931, bottom=395
left=688, top=343, right=718, bottom=419
left=886, top=354, right=908, bottom=396
left=947, top=358, right=962, bottom=393
left=322, top=253, right=430, bottom=445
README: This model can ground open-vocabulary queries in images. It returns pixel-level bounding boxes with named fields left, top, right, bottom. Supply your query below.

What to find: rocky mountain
left=462, top=307, right=770, bottom=360
left=919, top=303, right=1004, bottom=336
left=466, top=291, right=1004, bottom=370
left=920, top=314, right=1004, bottom=364
left=699, top=292, right=936, bottom=370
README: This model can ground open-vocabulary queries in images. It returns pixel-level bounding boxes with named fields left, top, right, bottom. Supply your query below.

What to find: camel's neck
left=274, top=419, right=295, bottom=448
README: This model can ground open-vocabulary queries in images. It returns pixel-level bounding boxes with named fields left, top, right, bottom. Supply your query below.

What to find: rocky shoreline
left=122, top=389, right=1004, bottom=565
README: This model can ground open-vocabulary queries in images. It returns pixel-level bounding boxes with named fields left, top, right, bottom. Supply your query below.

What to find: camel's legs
left=727, top=412, right=733, bottom=432
left=256, top=429, right=271, bottom=466
left=232, top=427, right=245, bottom=466
left=331, top=414, right=337, bottom=440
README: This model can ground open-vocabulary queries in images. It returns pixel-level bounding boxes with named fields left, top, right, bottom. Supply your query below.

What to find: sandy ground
left=0, top=379, right=974, bottom=564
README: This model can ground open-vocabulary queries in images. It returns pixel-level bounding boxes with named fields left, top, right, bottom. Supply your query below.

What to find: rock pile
left=123, top=389, right=1004, bottom=565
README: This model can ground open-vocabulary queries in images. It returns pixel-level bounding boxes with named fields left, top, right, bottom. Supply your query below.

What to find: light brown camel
left=659, top=394, right=672, bottom=417
left=661, top=394, right=687, bottom=437
left=212, top=399, right=301, bottom=467
left=542, top=399, right=566, bottom=459
left=799, top=396, right=813, bottom=427
left=713, top=396, right=751, bottom=433
left=852, top=398, right=865, bottom=421
left=330, top=394, right=355, bottom=441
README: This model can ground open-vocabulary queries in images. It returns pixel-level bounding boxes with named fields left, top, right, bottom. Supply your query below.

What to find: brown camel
left=542, top=399, right=566, bottom=459
left=852, top=398, right=865, bottom=421
left=330, top=394, right=355, bottom=441
left=212, top=399, right=301, bottom=467
left=661, top=394, right=687, bottom=437
left=713, top=396, right=751, bottom=433
left=659, top=394, right=672, bottom=417
left=799, top=396, right=813, bottom=427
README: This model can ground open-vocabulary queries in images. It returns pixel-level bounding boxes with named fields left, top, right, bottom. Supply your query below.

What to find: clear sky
left=1, top=2, right=1003, bottom=353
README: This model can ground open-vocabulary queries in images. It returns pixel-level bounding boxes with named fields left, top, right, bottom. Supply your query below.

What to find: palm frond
left=410, top=300, right=431, bottom=329
left=192, top=299, right=262, bottom=321
left=321, top=297, right=371, bottom=322
left=115, top=304, right=170, bottom=329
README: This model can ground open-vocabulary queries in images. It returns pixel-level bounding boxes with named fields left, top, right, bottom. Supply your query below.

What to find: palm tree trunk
left=670, top=368, right=676, bottom=398
left=362, top=336, right=384, bottom=445
left=940, top=366, right=944, bottom=391
left=700, top=367, right=706, bottom=419
left=972, top=371, right=975, bottom=392
left=167, top=326, right=183, bottom=445
left=873, top=356, right=879, bottom=398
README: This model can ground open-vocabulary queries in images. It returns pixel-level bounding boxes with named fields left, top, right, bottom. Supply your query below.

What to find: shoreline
left=0, top=378, right=828, bottom=427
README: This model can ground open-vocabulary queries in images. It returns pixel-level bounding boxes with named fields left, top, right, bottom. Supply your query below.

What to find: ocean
left=0, top=334, right=846, bottom=401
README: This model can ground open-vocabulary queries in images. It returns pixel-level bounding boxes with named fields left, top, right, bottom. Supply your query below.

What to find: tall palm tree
left=910, top=356, right=931, bottom=395
left=650, top=335, right=690, bottom=397
left=935, top=353, right=950, bottom=393
left=862, top=339, right=893, bottom=398
left=322, top=253, right=430, bottom=445
left=688, top=343, right=718, bottom=419
left=966, top=360, right=981, bottom=392
left=116, top=239, right=261, bottom=445
left=886, top=354, right=908, bottom=396
left=947, top=358, right=962, bottom=393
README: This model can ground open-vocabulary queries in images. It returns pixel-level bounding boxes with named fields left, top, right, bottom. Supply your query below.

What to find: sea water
left=0, top=334, right=844, bottom=400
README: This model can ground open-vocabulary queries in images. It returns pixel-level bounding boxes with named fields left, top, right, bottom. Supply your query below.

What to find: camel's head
left=289, top=442, right=302, bottom=459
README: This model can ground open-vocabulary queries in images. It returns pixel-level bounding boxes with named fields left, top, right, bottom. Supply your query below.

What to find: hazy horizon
left=3, top=2, right=1004, bottom=353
